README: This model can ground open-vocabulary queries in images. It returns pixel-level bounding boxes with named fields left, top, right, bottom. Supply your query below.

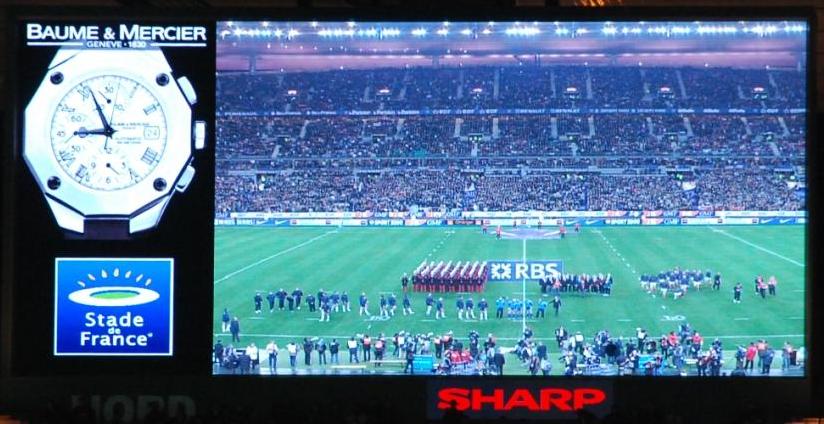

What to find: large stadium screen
left=213, top=20, right=808, bottom=377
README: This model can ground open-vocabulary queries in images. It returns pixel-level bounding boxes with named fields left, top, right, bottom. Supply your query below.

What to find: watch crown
left=194, top=121, right=206, bottom=150
left=177, top=76, right=198, bottom=105
left=176, top=165, right=196, bottom=193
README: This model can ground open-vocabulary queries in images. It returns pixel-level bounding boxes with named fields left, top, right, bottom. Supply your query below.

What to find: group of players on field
left=639, top=267, right=779, bottom=302
left=410, top=261, right=489, bottom=293
left=253, top=288, right=422, bottom=321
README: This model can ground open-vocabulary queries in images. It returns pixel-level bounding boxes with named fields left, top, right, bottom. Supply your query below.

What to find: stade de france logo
left=491, top=263, right=513, bottom=280
left=68, top=267, right=160, bottom=307
left=54, top=258, right=174, bottom=356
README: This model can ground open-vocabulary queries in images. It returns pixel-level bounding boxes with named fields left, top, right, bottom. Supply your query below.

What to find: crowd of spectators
left=587, top=176, right=695, bottom=211
left=696, top=170, right=802, bottom=211
left=557, top=114, right=590, bottom=136
left=215, top=168, right=802, bottom=213
left=215, top=317, right=801, bottom=378
left=487, top=115, right=562, bottom=155
left=679, top=68, right=747, bottom=107
left=499, top=66, right=554, bottom=107
left=217, top=112, right=804, bottom=160
left=217, top=65, right=805, bottom=111
left=213, top=64, right=805, bottom=214
left=216, top=116, right=303, bottom=157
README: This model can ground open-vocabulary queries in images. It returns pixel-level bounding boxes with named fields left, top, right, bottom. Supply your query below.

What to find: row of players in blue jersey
left=255, top=289, right=354, bottom=321
left=255, top=288, right=348, bottom=312
left=256, top=290, right=562, bottom=322
left=493, top=295, right=563, bottom=318
left=417, top=294, right=564, bottom=321
left=423, top=294, right=490, bottom=320
left=539, top=273, right=614, bottom=295
left=640, top=269, right=719, bottom=293
left=358, top=292, right=414, bottom=317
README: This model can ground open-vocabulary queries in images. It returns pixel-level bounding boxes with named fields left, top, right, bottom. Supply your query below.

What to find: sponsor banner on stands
left=681, top=217, right=723, bottom=225
left=219, top=107, right=805, bottom=118
left=715, top=211, right=806, bottom=218
left=723, top=217, right=760, bottom=225
left=219, top=212, right=806, bottom=227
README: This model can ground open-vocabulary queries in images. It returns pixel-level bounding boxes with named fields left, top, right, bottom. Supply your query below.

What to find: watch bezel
left=24, top=49, right=193, bottom=220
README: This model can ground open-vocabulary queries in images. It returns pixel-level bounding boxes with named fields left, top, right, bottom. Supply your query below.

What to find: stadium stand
left=215, top=64, right=806, bottom=214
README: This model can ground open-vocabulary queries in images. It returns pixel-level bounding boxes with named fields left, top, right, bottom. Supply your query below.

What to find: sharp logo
left=436, top=387, right=607, bottom=412
left=488, top=261, right=563, bottom=282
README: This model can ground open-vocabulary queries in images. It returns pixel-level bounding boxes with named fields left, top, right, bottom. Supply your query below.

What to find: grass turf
left=213, top=225, right=805, bottom=375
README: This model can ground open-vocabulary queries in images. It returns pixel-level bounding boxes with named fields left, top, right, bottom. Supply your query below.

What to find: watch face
left=50, top=75, right=168, bottom=191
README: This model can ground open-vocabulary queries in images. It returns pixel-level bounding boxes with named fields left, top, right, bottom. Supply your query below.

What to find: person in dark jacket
left=214, top=340, right=224, bottom=365
left=303, top=337, right=314, bottom=366
left=762, top=348, right=775, bottom=375
left=329, top=339, right=340, bottom=364
left=493, top=348, right=506, bottom=375
left=230, top=317, right=241, bottom=343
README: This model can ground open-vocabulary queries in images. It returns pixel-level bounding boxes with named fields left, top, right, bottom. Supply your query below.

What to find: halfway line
left=214, top=231, right=336, bottom=285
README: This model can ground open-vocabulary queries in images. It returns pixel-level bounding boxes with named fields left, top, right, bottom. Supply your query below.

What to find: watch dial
left=50, top=75, right=168, bottom=191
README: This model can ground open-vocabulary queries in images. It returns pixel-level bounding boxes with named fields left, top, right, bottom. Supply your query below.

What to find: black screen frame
left=1, top=6, right=817, bottom=389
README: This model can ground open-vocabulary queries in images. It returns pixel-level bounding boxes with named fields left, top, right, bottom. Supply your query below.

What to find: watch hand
left=74, top=128, right=109, bottom=136
left=105, top=162, right=121, bottom=175
left=90, top=90, right=113, bottom=132
left=108, top=83, right=121, bottom=125
left=98, top=90, right=112, bottom=104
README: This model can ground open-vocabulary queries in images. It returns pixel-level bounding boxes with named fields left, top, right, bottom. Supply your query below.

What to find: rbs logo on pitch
left=488, top=260, right=564, bottom=282
left=54, top=258, right=174, bottom=356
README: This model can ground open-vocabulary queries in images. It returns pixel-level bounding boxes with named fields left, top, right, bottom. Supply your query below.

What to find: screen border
left=1, top=5, right=817, bottom=386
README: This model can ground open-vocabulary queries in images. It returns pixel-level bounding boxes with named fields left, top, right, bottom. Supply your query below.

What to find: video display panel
left=11, top=20, right=215, bottom=371
left=213, top=20, right=807, bottom=376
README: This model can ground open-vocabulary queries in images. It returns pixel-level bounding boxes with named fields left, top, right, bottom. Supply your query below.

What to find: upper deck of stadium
left=217, top=21, right=807, bottom=72
left=215, top=21, right=808, bottom=114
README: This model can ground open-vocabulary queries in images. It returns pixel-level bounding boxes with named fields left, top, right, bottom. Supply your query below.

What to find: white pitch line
left=214, top=231, right=337, bottom=284
left=617, top=319, right=632, bottom=322
left=521, top=238, right=528, bottom=333
left=734, top=317, right=751, bottom=321
left=214, top=333, right=804, bottom=342
left=787, top=317, right=803, bottom=320
left=709, top=228, right=804, bottom=267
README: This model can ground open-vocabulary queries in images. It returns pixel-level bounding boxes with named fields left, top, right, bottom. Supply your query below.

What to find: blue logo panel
left=54, top=258, right=174, bottom=356
left=488, top=260, right=564, bottom=282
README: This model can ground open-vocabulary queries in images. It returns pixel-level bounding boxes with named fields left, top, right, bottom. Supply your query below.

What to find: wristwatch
left=24, top=48, right=206, bottom=239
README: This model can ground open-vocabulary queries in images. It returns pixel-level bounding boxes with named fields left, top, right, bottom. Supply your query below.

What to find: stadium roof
left=217, top=21, right=807, bottom=71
